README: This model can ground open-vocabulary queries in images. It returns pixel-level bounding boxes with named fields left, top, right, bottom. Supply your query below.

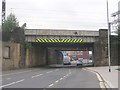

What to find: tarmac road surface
left=1, top=67, right=101, bottom=88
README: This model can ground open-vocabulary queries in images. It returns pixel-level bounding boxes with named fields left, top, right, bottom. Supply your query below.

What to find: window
left=3, top=46, right=10, bottom=59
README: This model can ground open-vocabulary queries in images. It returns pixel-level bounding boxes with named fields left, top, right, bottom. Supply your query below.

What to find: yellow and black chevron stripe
left=36, top=38, right=83, bottom=43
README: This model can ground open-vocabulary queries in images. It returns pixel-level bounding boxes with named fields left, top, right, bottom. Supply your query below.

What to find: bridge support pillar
left=47, top=48, right=59, bottom=65
left=94, top=29, right=108, bottom=66
left=25, top=45, right=47, bottom=67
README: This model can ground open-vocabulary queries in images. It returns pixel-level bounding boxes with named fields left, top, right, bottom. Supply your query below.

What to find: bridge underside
left=29, top=42, right=94, bottom=65
left=32, top=42, right=94, bottom=51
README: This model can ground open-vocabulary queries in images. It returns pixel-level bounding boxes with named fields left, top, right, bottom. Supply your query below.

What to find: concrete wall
left=25, top=45, right=47, bottom=67
left=2, top=41, right=20, bottom=70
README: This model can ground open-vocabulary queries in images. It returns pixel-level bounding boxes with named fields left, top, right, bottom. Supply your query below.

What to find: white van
left=63, top=56, right=71, bottom=65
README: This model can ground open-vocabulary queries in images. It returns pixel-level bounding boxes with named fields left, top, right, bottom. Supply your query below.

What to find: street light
left=106, top=0, right=111, bottom=72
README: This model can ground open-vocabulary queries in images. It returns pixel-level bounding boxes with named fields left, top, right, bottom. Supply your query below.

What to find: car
left=76, top=60, right=83, bottom=67
left=70, top=60, right=77, bottom=66
left=63, top=56, right=71, bottom=65
left=87, top=60, right=94, bottom=66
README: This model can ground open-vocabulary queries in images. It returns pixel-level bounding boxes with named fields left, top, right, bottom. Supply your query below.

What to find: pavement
left=85, top=66, right=120, bottom=89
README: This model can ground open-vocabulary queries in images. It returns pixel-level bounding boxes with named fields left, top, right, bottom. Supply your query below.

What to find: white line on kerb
left=96, top=73, right=105, bottom=88
left=0, top=79, right=24, bottom=88
left=96, top=73, right=103, bottom=82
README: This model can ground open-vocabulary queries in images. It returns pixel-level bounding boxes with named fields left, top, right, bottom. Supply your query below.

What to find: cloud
left=0, top=0, right=119, bottom=30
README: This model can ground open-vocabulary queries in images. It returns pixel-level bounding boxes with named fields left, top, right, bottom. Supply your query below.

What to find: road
left=1, top=67, right=101, bottom=89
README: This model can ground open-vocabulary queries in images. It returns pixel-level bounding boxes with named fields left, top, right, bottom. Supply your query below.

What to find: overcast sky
left=0, top=0, right=119, bottom=30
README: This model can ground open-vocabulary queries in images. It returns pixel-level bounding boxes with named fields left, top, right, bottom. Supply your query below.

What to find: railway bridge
left=24, top=29, right=108, bottom=67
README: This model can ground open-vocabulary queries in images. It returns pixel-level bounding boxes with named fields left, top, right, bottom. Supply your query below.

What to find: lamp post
left=106, top=0, right=111, bottom=72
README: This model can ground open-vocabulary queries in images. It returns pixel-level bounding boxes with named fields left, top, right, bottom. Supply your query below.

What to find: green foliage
left=2, top=13, right=19, bottom=32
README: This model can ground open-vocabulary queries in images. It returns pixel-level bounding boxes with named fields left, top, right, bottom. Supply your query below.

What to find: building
left=67, top=51, right=89, bottom=60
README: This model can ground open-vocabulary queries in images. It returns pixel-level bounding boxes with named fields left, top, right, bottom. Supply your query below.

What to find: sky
left=0, top=0, right=120, bottom=31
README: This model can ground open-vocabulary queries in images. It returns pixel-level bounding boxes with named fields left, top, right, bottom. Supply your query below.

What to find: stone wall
left=47, top=48, right=58, bottom=65
left=110, top=36, right=118, bottom=65
left=25, top=45, right=47, bottom=67
left=94, top=29, right=118, bottom=66
left=2, top=28, right=26, bottom=70
left=94, top=29, right=108, bottom=66
left=2, top=42, right=20, bottom=70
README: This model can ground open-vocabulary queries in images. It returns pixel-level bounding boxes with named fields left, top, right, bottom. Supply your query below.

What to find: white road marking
left=0, top=70, right=32, bottom=76
left=48, top=84, right=54, bottom=87
left=48, top=70, right=72, bottom=88
left=46, top=71, right=53, bottom=74
left=31, top=74, right=43, bottom=78
left=60, top=78, right=63, bottom=80
left=0, top=79, right=24, bottom=88
left=63, top=76, right=66, bottom=78
left=55, top=80, right=59, bottom=83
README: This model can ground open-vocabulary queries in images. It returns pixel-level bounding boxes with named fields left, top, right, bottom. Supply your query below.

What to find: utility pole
left=106, top=0, right=111, bottom=72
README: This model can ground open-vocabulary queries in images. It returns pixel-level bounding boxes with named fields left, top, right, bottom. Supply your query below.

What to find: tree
left=2, top=13, right=19, bottom=32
